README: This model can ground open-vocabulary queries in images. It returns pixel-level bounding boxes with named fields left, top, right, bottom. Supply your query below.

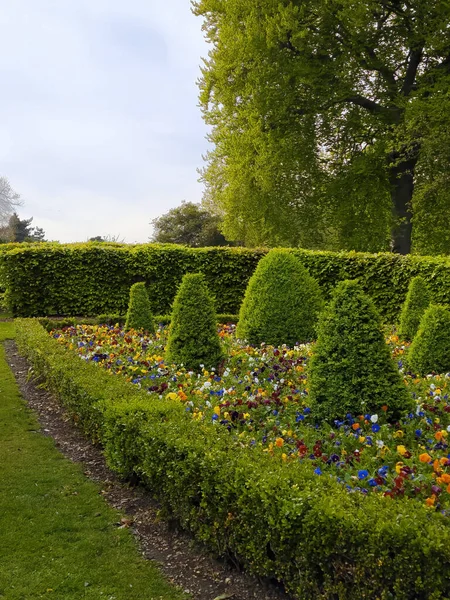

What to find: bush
left=407, top=305, right=450, bottom=376
left=308, top=280, right=413, bottom=423
left=398, top=276, right=431, bottom=341
left=165, top=273, right=223, bottom=371
left=4, top=242, right=450, bottom=322
left=14, top=317, right=450, bottom=600
left=236, top=249, right=323, bottom=346
left=124, top=282, right=155, bottom=333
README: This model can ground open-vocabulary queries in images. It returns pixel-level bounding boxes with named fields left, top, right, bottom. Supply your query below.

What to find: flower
left=371, top=423, right=381, bottom=433
left=275, top=437, right=284, bottom=448
left=370, top=414, right=379, bottom=423
left=419, top=453, right=432, bottom=463
left=358, top=470, right=369, bottom=480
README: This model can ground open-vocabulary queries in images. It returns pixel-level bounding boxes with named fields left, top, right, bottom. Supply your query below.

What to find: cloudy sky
left=0, top=0, right=210, bottom=242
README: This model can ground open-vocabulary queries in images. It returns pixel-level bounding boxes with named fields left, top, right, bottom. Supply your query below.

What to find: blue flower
left=304, top=407, right=311, bottom=414
left=358, top=470, right=369, bottom=480
left=415, top=429, right=422, bottom=437
left=296, top=414, right=305, bottom=422
left=371, top=423, right=381, bottom=433
left=368, top=478, right=377, bottom=487
left=314, top=467, right=322, bottom=475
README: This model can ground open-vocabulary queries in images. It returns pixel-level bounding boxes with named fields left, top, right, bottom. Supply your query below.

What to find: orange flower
left=381, top=405, right=388, bottom=412
left=352, top=422, right=361, bottom=430
left=419, top=453, right=432, bottom=463
left=426, top=495, right=436, bottom=507
left=435, top=430, right=445, bottom=441
left=438, top=473, right=450, bottom=484
left=275, top=437, right=284, bottom=448
left=433, top=459, right=442, bottom=473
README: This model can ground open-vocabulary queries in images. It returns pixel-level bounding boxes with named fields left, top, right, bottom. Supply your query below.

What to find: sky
left=0, top=0, right=211, bottom=243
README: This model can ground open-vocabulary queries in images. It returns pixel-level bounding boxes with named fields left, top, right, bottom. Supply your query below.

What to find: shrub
left=124, top=282, right=155, bottom=333
left=398, top=276, right=431, bottom=341
left=308, top=280, right=413, bottom=423
left=236, top=249, right=323, bottom=346
left=407, top=305, right=450, bottom=376
left=165, top=273, right=223, bottom=371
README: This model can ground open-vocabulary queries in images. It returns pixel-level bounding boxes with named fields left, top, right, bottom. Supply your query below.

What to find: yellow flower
left=281, top=453, right=287, bottom=462
left=395, top=461, right=404, bottom=474
left=394, top=430, right=404, bottom=438
left=166, top=392, right=178, bottom=401
left=397, top=445, right=408, bottom=457
left=214, top=406, right=221, bottom=416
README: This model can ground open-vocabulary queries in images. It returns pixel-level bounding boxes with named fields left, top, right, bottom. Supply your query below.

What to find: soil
left=4, top=340, right=292, bottom=600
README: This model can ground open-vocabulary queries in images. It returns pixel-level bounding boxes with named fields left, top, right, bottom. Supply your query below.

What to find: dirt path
left=4, top=340, right=291, bottom=600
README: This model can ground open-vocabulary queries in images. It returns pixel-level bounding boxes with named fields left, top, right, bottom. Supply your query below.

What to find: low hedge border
left=4, top=243, right=450, bottom=322
left=15, top=318, right=450, bottom=600
left=37, top=314, right=239, bottom=331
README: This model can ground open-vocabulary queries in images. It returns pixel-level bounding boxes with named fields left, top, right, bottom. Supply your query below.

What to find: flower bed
left=15, top=318, right=450, bottom=599
left=52, top=323, right=450, bottom=512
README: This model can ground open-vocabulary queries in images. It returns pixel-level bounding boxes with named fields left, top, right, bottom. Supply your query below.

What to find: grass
left=0, top=323, right=187, bottom=600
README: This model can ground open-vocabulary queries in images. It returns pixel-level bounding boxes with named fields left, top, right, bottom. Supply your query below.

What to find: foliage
left=194, top=0, right=450, bottom=254
left=165, top=273, right=223, bottom=371
left=151, top=201, right=232, bottom=247
left=0, top=334, right=186, bottom=600
left=124, top=282, right=155, bottom=333
left=14, top=318, right=450, bottom=599
left=0, top=212, right=46, bottom=243
left=398, top=276, right=431, bottom=341
left=308, top=281, right=412, bottom=422
left=5, top=243, right=450, bottom=322
left=407, top=305, right=450, bottom=376
left=236, top=249, right=323, bottom=345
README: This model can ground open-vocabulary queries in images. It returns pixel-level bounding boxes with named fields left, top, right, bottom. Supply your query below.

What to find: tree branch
left=344, top=95, right=388, bottom=114
left=401, top=46, right=424, bottom=95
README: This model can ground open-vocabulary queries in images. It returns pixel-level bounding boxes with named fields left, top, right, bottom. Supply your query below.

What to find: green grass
left=0, top=324, right=187, bottom=600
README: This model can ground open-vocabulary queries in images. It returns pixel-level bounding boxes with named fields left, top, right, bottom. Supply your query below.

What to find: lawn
left=0, top=322, right=187, bottom=600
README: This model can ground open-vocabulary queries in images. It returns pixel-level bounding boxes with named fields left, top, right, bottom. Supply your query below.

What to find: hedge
left=4, top=243, right=450, bottom=322
left=14, top=318, right=450, bottom=599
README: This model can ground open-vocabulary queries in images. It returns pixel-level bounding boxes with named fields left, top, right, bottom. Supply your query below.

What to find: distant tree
left=151, top=201, right=233, bottom=247
left=0, top=212, right=46, bottom=243
left=0, top=177, right=22, bottom=226
left=88, top=234, right=124, bottom=243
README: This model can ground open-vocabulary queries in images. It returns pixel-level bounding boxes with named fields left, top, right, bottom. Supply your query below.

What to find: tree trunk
left=389, top=153, right=418, bottom=255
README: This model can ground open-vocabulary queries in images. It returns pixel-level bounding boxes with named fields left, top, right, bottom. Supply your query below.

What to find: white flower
left=376, top=440, right=384, bottom=448
left=370, top=414, right=379, bottom=423
left=430, top=383, right=436, bottom=391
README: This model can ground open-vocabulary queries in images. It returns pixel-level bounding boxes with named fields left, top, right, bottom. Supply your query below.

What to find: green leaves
left=194, top=0, right=450, bottom=252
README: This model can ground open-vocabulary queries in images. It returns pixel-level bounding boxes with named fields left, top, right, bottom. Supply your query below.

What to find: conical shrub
left=308, top=280, right=412, bottom=423
left=407, top=305, right=450, bottom=375
left=236, top=249, right=323, bottom=346
left=165, top=273, right=223, bottom=371
left=398, top=276, right=431, bottom=341
left=124, top=282, right=155, bottom=334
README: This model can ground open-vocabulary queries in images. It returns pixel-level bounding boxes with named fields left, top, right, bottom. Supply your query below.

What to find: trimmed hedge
left=165, top=273, right=223, bottom=371
left=398, top=276, right=431, bottom=341
left=3, top=243, right=450, bottom=321
left=308, top=281, right=413, bottom=423
left=125, top=282, right=155, bottom=333
left=407, top=305, right=450, bottom=376
left=14, top=318, right=450, bottom=599
left=236, top=249, right=323, bottom=346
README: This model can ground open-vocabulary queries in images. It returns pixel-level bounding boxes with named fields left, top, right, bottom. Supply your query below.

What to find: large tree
left=151, top=201, right=233, bottom=246
left=194, top=0, right=450, bottom=254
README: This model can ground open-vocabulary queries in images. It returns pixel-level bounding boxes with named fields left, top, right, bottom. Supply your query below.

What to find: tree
left=0, top=177, right=22, bottom=226
left=151, top=201, right=233, bottom=247
left=194, top=0, right=450, bottom=254
left=0, top=213, right=46, bottom=243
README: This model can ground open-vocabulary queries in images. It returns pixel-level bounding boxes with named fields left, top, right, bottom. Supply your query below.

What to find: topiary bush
left=398, top=276, right=431, bottom=341
left=165, top=273, right=223, bottom=371
left=308, top=280, right=413, bottom=423
left=124, top=282, right=155, bottom=333
left=407, top=305, right=450, bottom=376
left=236, top=249, right=323, bottom=346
